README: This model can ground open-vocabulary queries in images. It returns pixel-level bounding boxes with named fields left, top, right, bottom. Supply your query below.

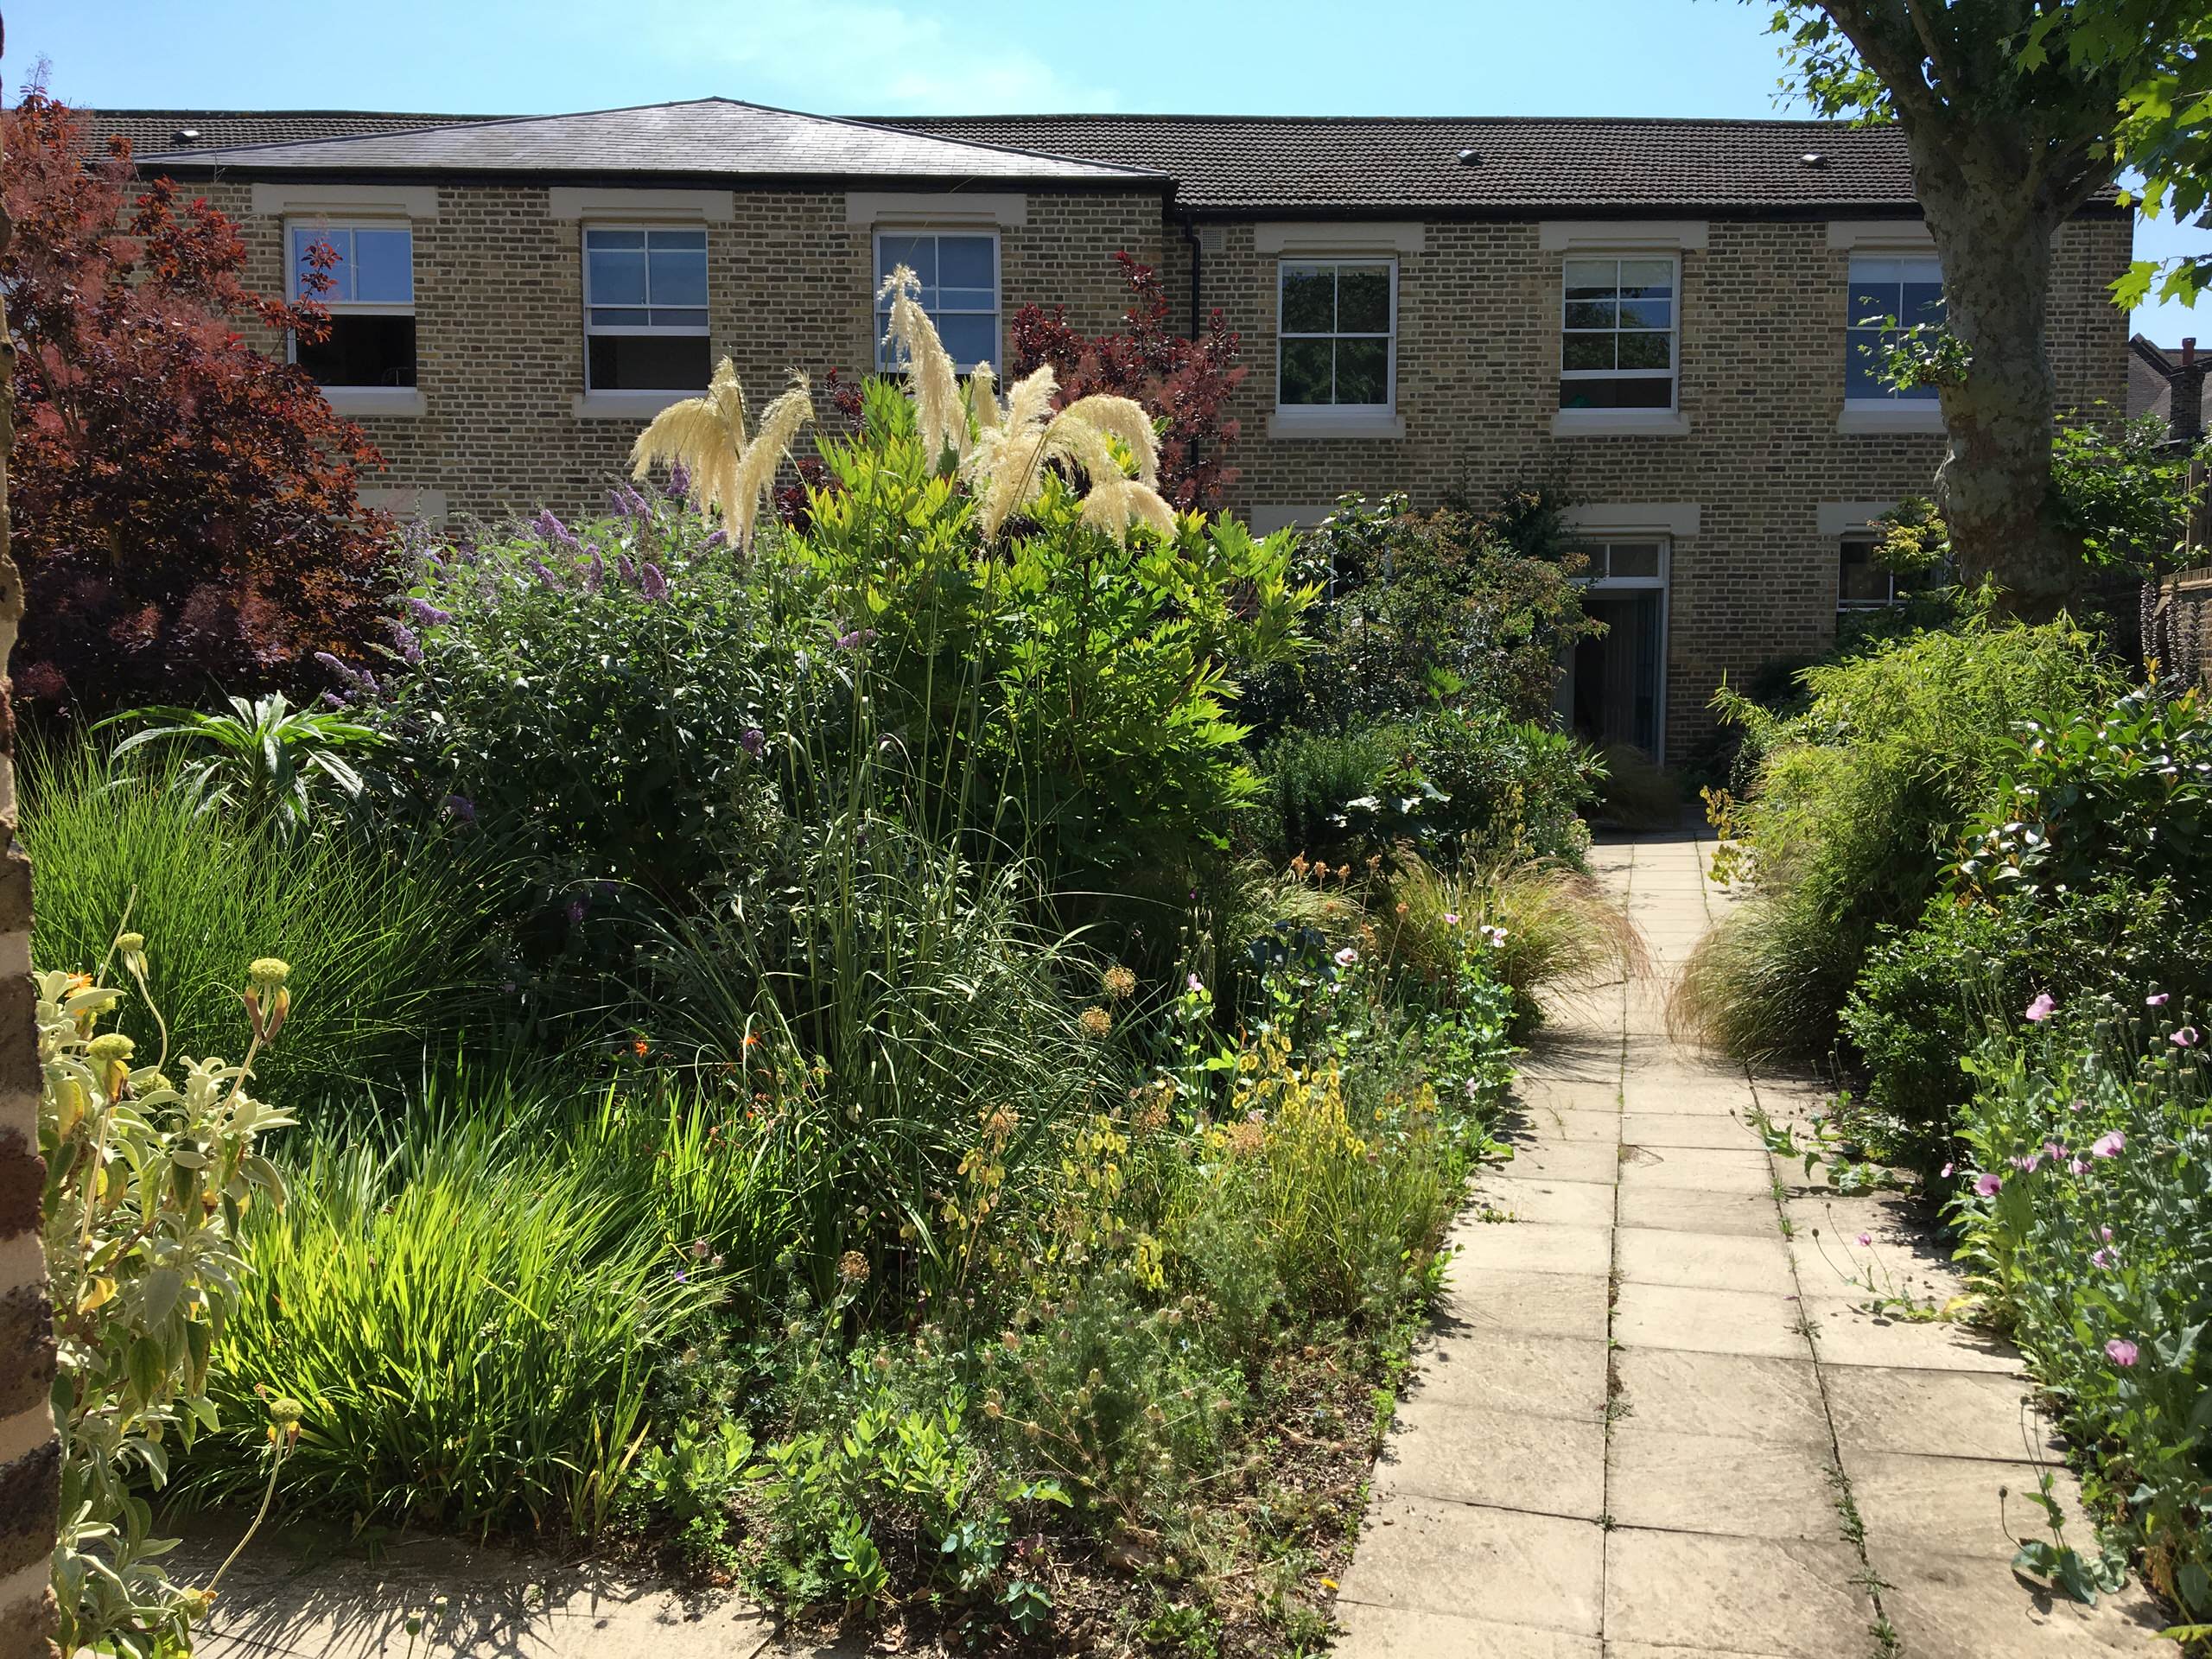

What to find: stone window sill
left=573, top=391, right=690, bottom=420
left=1266, top=409, right=1406, bottom=441
left=1550, top=409, right=1690, bottom=438
left=1837, top=404, right=1946, bottom=435
left=322, top=387, right=425, bottom=418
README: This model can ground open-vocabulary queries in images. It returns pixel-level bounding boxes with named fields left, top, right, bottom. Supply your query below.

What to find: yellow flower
left=1078, top=1006, right=1114, bottom=1039
left=1102, top=964, right=1138, bottom=1001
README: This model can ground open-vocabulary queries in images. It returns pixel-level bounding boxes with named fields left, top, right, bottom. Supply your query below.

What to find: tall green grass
left=1673, top=620, right=2119, bottom=1064
left=24, top=741, right=500, bottom=1103
left=186, top=1077, right=722, bottom=1535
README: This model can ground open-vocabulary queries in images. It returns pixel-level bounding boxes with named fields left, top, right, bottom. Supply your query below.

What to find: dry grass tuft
left=1384, top=851, right=1646, bottom=1023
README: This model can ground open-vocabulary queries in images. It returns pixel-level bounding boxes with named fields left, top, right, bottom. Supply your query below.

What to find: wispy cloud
left=647, top=3, right=1121, bottom=115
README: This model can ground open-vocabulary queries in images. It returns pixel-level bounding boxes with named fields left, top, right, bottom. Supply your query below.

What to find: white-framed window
left=1559, top=256, right=1677, bottom=411
left=289, top=222, right=416, bottom=387
left=1846, top=253, right=1944, bottom=404
left=583, top=226, right=710, bottom=392
left=1276, top=258, right=1395, bottom=409
left=1577, top=539, right=1668, bottom=587
left=874, top=232, right=1000, bottom=372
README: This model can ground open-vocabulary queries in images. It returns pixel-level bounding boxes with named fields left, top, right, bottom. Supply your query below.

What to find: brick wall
left=1178, top=212, right=2131, bottom=760
left=213, top=175, right=2128, bottom=763
left=211, top=181, right=1167, bottom=523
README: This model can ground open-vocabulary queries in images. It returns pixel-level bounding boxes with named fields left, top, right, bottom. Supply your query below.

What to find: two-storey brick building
left=94, top=99, right=2131, bottom=760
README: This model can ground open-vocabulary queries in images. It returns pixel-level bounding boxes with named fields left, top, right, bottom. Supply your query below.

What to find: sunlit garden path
left=1335, top=829, right=2179, bottom=1659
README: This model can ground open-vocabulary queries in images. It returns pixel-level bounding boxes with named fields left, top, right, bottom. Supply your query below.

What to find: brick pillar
left=0, top=80, right=60, bottom=1659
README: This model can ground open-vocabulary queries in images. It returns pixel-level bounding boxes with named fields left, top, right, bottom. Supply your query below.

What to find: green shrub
left=1842, top=879, right=2212, bottom=1176
left=188, top=1086, right=712, bottom=1535
left=1241, top=491, right=1595, bottom=738
left=1953, top=1021, right=2212, bottom=1617
left=1957, top=686, right=2212, bottom=901
left=1257, top=708, right=1599, bottom=868
left=24, top=741, right=496, bottom=1105
left=1676, top=618, right=2119, bottom=1064
left=366, top=497, right=826, bottom=994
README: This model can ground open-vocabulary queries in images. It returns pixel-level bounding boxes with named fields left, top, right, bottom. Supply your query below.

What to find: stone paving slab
left=1402, top=1330, right=1611, bottom=1422
left=1840, top=1449, right=2093, bottom=1560
left=1337, top=1495, right=1604, bottom=1634
left=1468, top=1175, right=1616, bottom=1228
left=1608, top=1348, right=1833, bottom=1446
left=1330, top=1601, right=1602, bottom=1658
left=166, top=1519, right=779, bottom=1659
left=1372, top=1396, right=1606, bottom=1519
left=1433, top=1266, right=1612, bottom=1340
left=1614, top=1225, right=1796, bottom=1294
left=1338, top=831, right=2187, bottom=1658
left=1611, top=1282, right=1810, bottom=1359
left=1605, top=1426, right=1842, bottom=1539
left=1602, top=1529, right=1877, bottom=1659
left=1823, top=1366, right=2060, bottom=1461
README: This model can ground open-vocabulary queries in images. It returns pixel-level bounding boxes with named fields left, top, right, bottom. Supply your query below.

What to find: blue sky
left=16, top=0, right=2211, bottom=340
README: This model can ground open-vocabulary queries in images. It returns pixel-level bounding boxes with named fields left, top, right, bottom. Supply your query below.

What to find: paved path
left=1336, top=829, right=2179, bottom=1659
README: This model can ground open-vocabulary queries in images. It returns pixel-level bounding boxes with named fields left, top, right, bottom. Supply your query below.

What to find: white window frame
left=874, top=229, right=1001, bottom=374
left=1844, top=251, right=1944, bottom=412
left=582, top=223, right=711, bottom=394
left=1274, top=257, right=1398, bottom=414
left=1558, top=253, right=1680, bottom=414
left=283, top=217, right=421, bottom=415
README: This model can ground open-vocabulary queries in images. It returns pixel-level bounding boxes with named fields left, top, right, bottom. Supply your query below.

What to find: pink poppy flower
left=2173, top=1027, right=2202, bottom=1048
left=2069, top=1159, right=2089, bottom=1176
left=2090, top=1249, right=2113, bottom=1269
left=2148, top=992, right=2171, bottom=1007
left=1186, top=974, right=1205, bottom=995
left=2024, top=992, right=2057, bottom=1023
left=1857, top=1232, right=1872, bottom=1248
left=2092, top=1131, right=2126, bottom=1160
left=1940, top=1161, right=1955, bottom=1178
left=1333, top=947, right=1359, bottom=968
left=2101, top=1225, right=2114, bottom=1243
left=1442, top=912, right=1459, bottom=926
left=1974, top=1171, right=2003, bottom=1198
left=2106, top=1338, right=2139, bottom=1368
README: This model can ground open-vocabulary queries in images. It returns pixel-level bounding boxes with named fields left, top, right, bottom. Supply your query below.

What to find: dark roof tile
left=877, top=113, right=1924, bottom=213
left=129, top=99, right=1163, bottom=184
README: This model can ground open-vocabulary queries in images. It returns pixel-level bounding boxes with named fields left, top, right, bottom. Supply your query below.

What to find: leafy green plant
left=1240, top=490, right=1596, bottom=740
left=1675, top=618, right=2119, bottom=1063
left=104, top=693, right=383, bottom=842
left=24, top=741, right=498, bottom=1106
left=1952, top=1020, right=2212, bottom=1619
left=42, top=950, right=297, bottom=1659
left=185, top=1086, right=712, bottom=1535
left=1257, top=709, right=1600, bottom=870
left=1957, top=687, right=2212, bottom=900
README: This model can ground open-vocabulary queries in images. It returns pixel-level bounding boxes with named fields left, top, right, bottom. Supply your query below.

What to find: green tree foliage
left=1763, top=1, right=2212, bottom=608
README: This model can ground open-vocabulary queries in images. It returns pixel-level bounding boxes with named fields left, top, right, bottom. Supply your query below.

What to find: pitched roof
left=875, top=113, right=1928, bottom=213
left=83, top=108, right=496, bottom=160
left=2129, top=334, right=2212, bottom=429
left=129, top=99, right=1165, bottom=186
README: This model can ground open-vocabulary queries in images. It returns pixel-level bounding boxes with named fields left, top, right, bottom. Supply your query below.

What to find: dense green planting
left=24, top=742, right=496, bottom=1104
left=1676, top=616, right=2119, bottom=1063
left=1955, top=1020, right=2212, bottom=1621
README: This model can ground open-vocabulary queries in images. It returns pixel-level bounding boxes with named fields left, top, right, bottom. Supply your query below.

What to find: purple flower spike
left=529, top=557, right=561, bottom=589
left=741, top=728, right=766, bottom=760
left=639, top=562, right=671, bottom=602
left=704, top=529, right=728, bottom=550
left=389, top=620, right=423, bottom=665
left=565, top=896, right=588, bottom=925
left=534, top=508, right=578, bottom=549
left=407, top=595, right=453, bottom=627
left=619, top=554, right=639, bottom=584
left=582, top=549, right=605, bottom=594
left=442, top=794, right=477, bottom=823
left=665, top=461, right=692, bottom=499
